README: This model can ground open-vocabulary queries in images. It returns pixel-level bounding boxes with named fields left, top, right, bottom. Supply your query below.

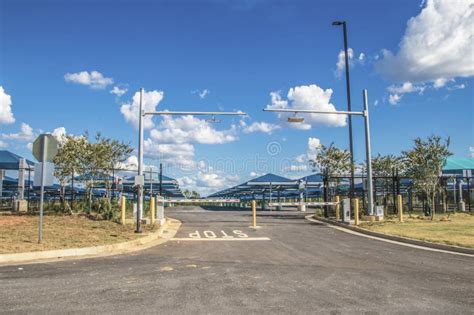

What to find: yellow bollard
left=397, top=194, right=403, bottom=223
left=150, top=196, right=155, bottom=224
left=354, top=198, right=359, bottom=225
left=335, top=196, right=340, bottom=221
left=120, top=196, right=126, bottom=225
left=251, top=200, right=257, bottom=228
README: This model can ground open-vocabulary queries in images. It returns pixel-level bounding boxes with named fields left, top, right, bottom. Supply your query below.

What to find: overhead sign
left=32, top=134, right=59, bottom=162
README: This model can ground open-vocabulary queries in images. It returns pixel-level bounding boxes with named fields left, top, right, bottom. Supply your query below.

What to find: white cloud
left=2, top=123, right=35, bottom=141
left=110, top=86, right=128, bottom=97
left=307, top=137, right=321, bottom=160
left=51, top=127, right=67, bottom=143
left=266, top=85, right=346, bottom=128
left=294, top=154, right=306, bottom=163
left=249, top=171, right=264, bottom=178
left=0, top=86, right=15, bottom=125
left=64, top=70, right=114, bottom=89
left=284, top=164, right=308, bottom=172
left=470, top=147, right=474, bottom=158
left=286, top=137, right=321, bottom=173
left=388, top=94, right=402, bottom=105
left=387, top=81, right=425, bottom=94
left=433, top=78, right=449, bottom=89
left=144, top=139, right=197, bottom=170
left=335, top=48, right=366, bottom=78
left=374, top=100, right=379, bottom=106
left=120, top=89, right=164, bottom=129
left=336, top=48, right=354, bottom=78
left=26, top=142, right=33, bottom=151
left=448, top=83, right=466, bottom=91
left=149, top=115, right=237, bottom=144
left=178, top=170, right=240, bottom=196
left=375, top=0, right=474, bottom=84
left=242, top=121, right=280, bottom=134
left=0, top=140, right=8, bottom=148
left=192, top=89, right=210, bottom=99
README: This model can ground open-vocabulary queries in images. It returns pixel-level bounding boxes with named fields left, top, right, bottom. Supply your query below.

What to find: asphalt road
left=1, top=206, right=473, bottom=314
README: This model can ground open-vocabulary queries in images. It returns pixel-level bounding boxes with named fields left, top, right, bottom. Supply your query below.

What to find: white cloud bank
left=266, top=84, right=346, bottom=129
left=150, top=115, right=237, bottom=144
left=0, top=86, right=15, bottom=125
left=376, top=0, right=474, bottom=85
left=64, top=70, right=114, bottom=89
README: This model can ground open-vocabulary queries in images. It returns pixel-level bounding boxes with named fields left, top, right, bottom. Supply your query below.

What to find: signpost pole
left=38, top=137, right=47, bottom=243
left=33, top=134, right=59, bottom=244
left=136, top=87, right=144, bottom=233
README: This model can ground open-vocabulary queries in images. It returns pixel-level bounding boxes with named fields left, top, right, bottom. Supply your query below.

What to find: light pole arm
left=144, top=111, right=247, bottom=116
left=263, top=108, right=364, bottom=116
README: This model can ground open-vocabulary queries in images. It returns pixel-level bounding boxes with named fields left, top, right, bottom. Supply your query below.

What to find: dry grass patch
left=0, top=214, right=158, bottom=254
left=360, top=212, right=474, bottom=248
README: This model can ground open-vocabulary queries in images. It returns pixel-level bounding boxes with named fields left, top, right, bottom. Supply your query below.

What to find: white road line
left=171, top=237, right=271, bottom=241
left=305, top=215, right=474, bottom=258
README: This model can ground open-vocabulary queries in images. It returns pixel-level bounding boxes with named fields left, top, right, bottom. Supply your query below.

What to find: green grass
left=360, top=212, right=474, bottom=248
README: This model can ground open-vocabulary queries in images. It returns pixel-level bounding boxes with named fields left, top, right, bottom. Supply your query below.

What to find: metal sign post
left=32, top=134, right=59, bottom=243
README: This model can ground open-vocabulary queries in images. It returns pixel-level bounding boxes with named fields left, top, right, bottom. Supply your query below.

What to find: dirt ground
left=0, top=214, right=158, bottom=254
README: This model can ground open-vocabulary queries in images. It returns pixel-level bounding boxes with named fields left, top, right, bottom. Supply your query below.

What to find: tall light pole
left=263, top=89, right=374, bottom=215
left=135, top=89, right=246, bottom=233
left=333, top=20, right=355, bottom=204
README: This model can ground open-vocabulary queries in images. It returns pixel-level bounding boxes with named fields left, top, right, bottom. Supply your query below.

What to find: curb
left=311, top=216, right=474, bottom=256
left=0, top=218, right=182, bottom=266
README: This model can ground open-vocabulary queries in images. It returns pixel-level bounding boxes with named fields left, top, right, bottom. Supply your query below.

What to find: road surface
left=1, top=206, right=473, bottom=314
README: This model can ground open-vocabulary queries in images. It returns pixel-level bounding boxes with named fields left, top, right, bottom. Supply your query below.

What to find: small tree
left=309, top=142, right=351, bottom=216
left=403, top=136, right=451, bottom=220
left=371, top=154, right=406, bottom=177
left=53, top=135, right=89, bottom=212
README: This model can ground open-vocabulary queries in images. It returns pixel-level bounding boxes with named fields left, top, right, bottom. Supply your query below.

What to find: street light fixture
left=333, top=20, right=356, bottom=205
left=263, top=89, right=375, bottom=216
left=287, top=114, right=305, bottom=123
left=135, top=87, right=247, bottom=233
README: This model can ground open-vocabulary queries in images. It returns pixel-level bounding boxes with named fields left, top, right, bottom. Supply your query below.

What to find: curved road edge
left=305, top=215, right=474, bottom=257
left=0, top=218, right=182, bottom=266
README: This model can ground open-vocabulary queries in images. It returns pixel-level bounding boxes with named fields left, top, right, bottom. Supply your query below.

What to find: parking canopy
left=0, top=150, right=34, bottom=170
left=442, top=157, right=474, bottom=175
left=208, top=173, right=298, bottom=199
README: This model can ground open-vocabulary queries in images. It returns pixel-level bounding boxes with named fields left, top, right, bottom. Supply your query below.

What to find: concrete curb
left=312, top=216, right=474, bottom=256
left=0, top=218, right=182, bottom=266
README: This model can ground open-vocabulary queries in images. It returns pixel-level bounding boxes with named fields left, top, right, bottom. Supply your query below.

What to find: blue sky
left=1, top=0, right=473, bottom=195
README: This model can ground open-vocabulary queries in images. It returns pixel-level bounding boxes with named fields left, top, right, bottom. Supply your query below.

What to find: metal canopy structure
left=122, top=175, right=184, bottom=198
left=0, top=150, right=34, bottom=170
left=442, top=157, right=474, bottom=175
left=209, top=173, right=306, bottom=200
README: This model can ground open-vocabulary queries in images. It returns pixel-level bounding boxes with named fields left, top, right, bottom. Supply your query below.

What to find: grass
left=360, top=212, right=474, bottom=248
left=0, top=214, right=158, bottom=254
